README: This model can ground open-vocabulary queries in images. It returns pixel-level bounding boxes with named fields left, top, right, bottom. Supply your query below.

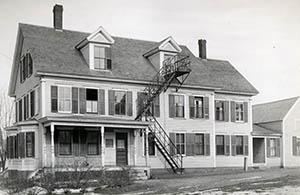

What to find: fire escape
left=135, top=54, right=191, bottom=173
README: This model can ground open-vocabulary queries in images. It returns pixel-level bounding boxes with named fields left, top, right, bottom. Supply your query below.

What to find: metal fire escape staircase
left=135, top=54, right=191, bottom=173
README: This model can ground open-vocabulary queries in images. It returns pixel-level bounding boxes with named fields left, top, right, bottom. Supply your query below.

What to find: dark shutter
left=15, top=102, right=18, bottom=122
left=231, top=135, right=236, bottom=156
left=204, top=133, right=210, bottom=156
left=243, top=135, right=248, bottom=156
left=189, top=96, right=195, bottom=118
left=32, top=132, right=35, bottom=157
left=203, top=96, right=209, bottom=119
left=36, top=87, right=40, bottom=115
left=126, top=91, right=133, bottom=116
left=16, top=134, right=19, bottom=158
left=20, top=133, right=25, bottom=158
left=30, top=90, right=35, bottom=117
left=292, top=136, right=297, bottom=156
left=79, top=88, right=86, bottom=114
left=224, top=135, right=230, bottom=156
left=224, top=101, right=230, bottom=122
left=108, top=90, right=115, bottom=115
left=231, top=101, right=236, bottom=122
left=169, top=95, right=175, bottom=118
left=98, top=89, right=105, bottom=115
left=275, top=138, right=280, bottom=157
left=186, top=133, right=194, bottom=156
left=169, top=133, right=175, bottom=155
left=244, top=102, right=248, bottom=122
left=73, top=130, right=79, bottom=156
left=137, top=92, right=145, bottom=116
left=19, top=99, right=22, bottom=121
left=267, top=138, right=270, bottom=158
left=20, top=60, right=23, bottom=83
left=54, top=130, right=59, bottom=156
left=51, top=86, right=58, bottom=112
left=28, top=53, right=33, bottom=76
left=154, top=96, right=160, bottom=117
left=72, top=87, right=79, bottom=114
left=105, top=47, right=112, bottom=70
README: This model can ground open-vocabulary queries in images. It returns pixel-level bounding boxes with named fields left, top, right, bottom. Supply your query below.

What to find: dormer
left=143, top=36, right=182, bottom=69
left=76, top=26, right=114, bottom=70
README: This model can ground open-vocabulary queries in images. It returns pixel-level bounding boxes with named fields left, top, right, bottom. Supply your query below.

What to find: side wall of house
left=283, top=99, right=300, bottom=167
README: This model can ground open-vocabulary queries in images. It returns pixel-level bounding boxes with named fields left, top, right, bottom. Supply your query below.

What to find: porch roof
left=252, top=124, right=282, bottom=137
left=39, top=115, right=150, bottom=128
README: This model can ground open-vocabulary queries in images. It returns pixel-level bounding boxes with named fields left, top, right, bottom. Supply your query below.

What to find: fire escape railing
left=135, top=54, right=191, bottom=173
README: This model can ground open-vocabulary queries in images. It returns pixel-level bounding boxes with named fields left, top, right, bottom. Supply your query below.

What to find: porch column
left=145, top=127, right=149, bottom=167
left=42, top=125, right=47, bottom=167
left=134, top=130, right=138, bottom=166
left=101, top=126, right=105, bottom=167
left=50, top=124, right=55, bottom=169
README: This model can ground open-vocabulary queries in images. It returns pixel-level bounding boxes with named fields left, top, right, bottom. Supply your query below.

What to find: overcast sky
left=0, top=0, right=299, bottom=104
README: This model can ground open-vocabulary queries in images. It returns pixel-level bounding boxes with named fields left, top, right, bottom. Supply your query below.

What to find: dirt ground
left=96, top=168, right=300, bottom=194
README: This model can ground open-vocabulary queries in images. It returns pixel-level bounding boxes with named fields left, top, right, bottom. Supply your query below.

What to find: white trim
left=57, top=85, right=72, bottom=113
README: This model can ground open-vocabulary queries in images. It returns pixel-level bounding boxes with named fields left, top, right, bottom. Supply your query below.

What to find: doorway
left=253, top=138, right=265, bottom=164
left=116, top=132, right=128, bottom=165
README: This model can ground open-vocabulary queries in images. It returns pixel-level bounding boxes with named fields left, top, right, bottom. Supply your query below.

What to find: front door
left=116, top=132, right=128, bottom=165
left=253, top=138, right=266, bottom=164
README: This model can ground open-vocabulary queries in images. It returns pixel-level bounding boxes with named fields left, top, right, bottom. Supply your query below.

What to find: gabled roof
left=143, top=36, right=182, bottom=57
left=252, top=124, right=282, bottom=136
left=9, top=23, right=259, bottom=96
left=253, top=97, right=299, bottom=123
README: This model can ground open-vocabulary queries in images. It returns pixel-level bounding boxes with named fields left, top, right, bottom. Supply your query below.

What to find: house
left=5, top=4, right=259, bottom=177
left=252, top=97, right=300, bottom=167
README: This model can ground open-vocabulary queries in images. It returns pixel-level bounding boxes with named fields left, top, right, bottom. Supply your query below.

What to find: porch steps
left=130, top=169, right=148, bottom=180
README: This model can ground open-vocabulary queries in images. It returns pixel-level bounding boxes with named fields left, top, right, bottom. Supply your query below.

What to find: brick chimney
left=53, top=4, right=63, bottom=30
left=198, top=39, right=207, bottom=59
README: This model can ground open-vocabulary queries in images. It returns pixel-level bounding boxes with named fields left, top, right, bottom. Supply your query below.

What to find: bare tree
left=0, top=88, right=15, bottom=171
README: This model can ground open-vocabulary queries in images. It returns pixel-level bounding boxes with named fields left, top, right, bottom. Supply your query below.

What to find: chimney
left=53, top=4, right=63, bottom=30
left=198, top=39, right=207, bottom=59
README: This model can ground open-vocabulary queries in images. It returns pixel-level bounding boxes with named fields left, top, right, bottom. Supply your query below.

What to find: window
left=94, top=46, right=111, bottom=70
left=236, top=136, right=244, bottom=155
left=59, top=131, right=72, bottom=155
left=58, top=86, right=71, bottom=112
left=86, top=89, right=98, bottom=113
left=105, top=139, right=113, bottom=148
left=175, top=133, right=185, bottom=155
left=18, top=99, right=22, bottom=121
left=269, top=138, right=276, bottom=157
left=145, top=133, right=155, bottom=156
left=87, top=131, right=99, bottom=155
left=19, top=53, right=33, bottom=83
left=216, top=135, right=225, bottom=155
left=194, top=97, right=203, bottom=118
left=23, top=95, right=29, bottom=120
left=194, top=134, right=204, bottom=155
left=215, top=100, right=225, bottom=121
left=114, top=91, right=126, bottom=115
left=26, top=132, right=34, bottom=157
left=293, top=137, right=300, bottom=156
left=235, top=102, right=244, bottom=121
left=30, top=90, right=35, bottom=117
left=174, top=95, right=184, bottom=117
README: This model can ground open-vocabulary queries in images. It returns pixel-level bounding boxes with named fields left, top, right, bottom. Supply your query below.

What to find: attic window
left=94, top=46, right=111, bottom=70
left=20, top=53, right=33, bottom=83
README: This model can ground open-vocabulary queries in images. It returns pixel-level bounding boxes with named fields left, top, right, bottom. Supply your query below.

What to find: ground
left=96, top=168, right=300, bottom=194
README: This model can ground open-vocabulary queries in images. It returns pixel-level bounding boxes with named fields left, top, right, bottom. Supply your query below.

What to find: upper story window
left=86, top=89, right=98, bottom=113
left=58, top=86, right=71, bottom=112
left=235, top=102, right=244, bottom=122
left=20, top=53, right=33, bottom=83
left=190, top=96, right=203, bottom=118
left=215, top=100, right=225, bottom=121
left=169, top=94, right=185, bottom=118
left=114, top=91, right=126, bottom=115
left=94, top=46, right=111, bottom=70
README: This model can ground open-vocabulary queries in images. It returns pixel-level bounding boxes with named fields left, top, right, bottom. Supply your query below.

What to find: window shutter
left=105, top=48, right=112, bottom=70
left=137, top=92, right=145, bottom=117
left=72, top=87, right=79, bottom=114
left=20, top=60, right=23, bottom=83
left=186, top=133, right=194, bottom=156
left=224, top=101, right=230, bottom=122
left=243, top=135, right=248, bottom=156
left=204, top=133, right=210, bottom=156
left=28, top=53, right=33, bottom=76
left=230, top=101, right=236, bottom=122
left=244, top=102, right=248, bottom=122
left=266, top=138, right=270, bottom=158
left=30, top=91, right=35, bottom=117
left=292, top=136, right=297, bottom=156
left=189, top=96, right=195, bottom=118
left=231, top=135, right=236, bottom=156
left=108, top=90, right=115, bottom=115
left=203, top=96, right=209, bottom=119
left=154, top=96, right=160, bottom=117
left=169, top=95, right=175, bottom=118
left=126, top=91, right=133, bottom=116
left=54, top=131, right=59, bottom=156
left=98, top=89, right=105, bottom=115
left=224, top=135, right=230, bottom=156
left=20, top=133, right=25, bottom=158
left=73, top=130, right=79, bottom=156
left=275, top=138, right=280, bottom=157
left=15, top=102, right=18, bottom=122
left=169, top=133, right=175, bottom=156
left=51, top=86, right=58, bottom=113
left=35, top=87, right=39, bottom=115
left=80, top=130, right=87, bottom=155
left=79, top=88, right=86, bottom=114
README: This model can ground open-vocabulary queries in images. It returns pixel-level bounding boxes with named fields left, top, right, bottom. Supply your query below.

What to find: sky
left=0, top=0, right=299, bottom=104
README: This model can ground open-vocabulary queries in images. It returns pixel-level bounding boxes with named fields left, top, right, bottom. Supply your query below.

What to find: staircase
left=136, top=54, right=191, bottom=173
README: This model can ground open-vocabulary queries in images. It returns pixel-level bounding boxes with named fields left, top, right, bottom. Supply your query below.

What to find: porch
left=41, top=116, right=151, bottom=169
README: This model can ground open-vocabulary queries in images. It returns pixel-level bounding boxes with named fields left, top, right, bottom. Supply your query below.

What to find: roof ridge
left=253, top=96, right=299, bottom=107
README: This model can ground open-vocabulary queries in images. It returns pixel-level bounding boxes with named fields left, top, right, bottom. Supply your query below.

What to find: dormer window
left=94, top=46, right=111, bottom=70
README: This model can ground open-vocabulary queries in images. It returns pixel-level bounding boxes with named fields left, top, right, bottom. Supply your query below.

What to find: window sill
left=170, top=117, right=186, bottom=120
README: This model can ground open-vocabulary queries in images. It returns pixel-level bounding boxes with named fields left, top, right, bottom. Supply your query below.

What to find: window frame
left=296, top=137, right=300, bottom=156
left=25, top=132, right=34, bottom=158
left=93, top=45, right=111, bottom=70
left=235, top=102, right=244, bottom=122
left=58, top=130, right=72, bottom=156
left=175, top=133, right=186, bottom=155
left=216, top=135, right=225, bottom=155
left=86, top=88, right=98, bottom=114
left=235, top=135, right=244, bottom=155
left=57, top=86, right=72, bottom=113
left=174, top=95, right=185, bottom=118
left=215, top=100, right=225, bottom=121
left=86, top=131, right=100, bottom=155
left=194, top=133, right=204, bottom=155
left=114, top=90, right=127, bottom=116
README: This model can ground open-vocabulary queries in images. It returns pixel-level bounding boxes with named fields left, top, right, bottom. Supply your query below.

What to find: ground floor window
left=87, top=131, right=100, bottom=155
left=194, top=134, right=204, bottom=155
left=26, top=132, right=35, bottom=157
left=216, top=135, right=225, bottom=155
left=144, top=132, right=156, bottom=156
left=58, top=131, right=72, bottom=155
left=236, top=136, right=244, bottom=155
left=175, top=133, right=185, bottom=155
left=292, top=136, right=300, bottom=156
left=7, top=132, right=35, bottom=159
